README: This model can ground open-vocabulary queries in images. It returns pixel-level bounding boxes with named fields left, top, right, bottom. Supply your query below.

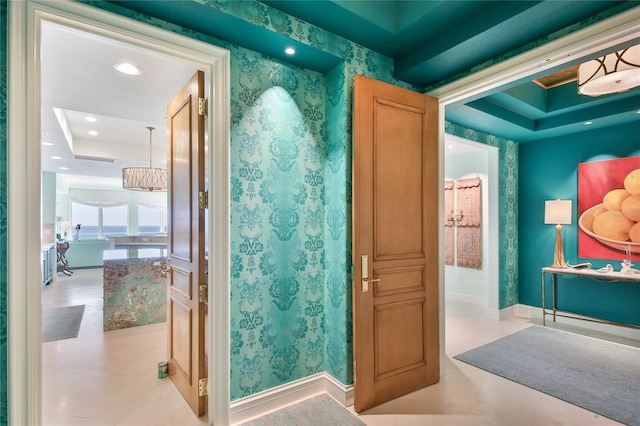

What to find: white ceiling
left=41, top=21, right=199, bottom=190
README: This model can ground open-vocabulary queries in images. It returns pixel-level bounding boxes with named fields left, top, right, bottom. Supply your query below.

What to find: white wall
left=444, top=135, right=498, bottom=312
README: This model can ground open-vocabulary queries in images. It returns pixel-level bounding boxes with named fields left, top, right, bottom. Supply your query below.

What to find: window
left=139, top=205, right=167, bottom=234
left=102, top=205, right=128, bottom=237
left=71, top=202, right=98, bottom=239
left=71, top=202, right=128, bottom=239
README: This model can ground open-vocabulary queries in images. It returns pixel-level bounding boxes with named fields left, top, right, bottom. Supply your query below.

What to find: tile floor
left=41, top=268, right=637, bottom=425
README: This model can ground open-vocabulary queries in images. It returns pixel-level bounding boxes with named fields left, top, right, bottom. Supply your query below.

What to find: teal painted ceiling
left=109, top=0, right=640, bottom=142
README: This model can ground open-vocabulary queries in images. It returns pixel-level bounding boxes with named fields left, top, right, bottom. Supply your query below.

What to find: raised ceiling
left=43, top=1, right=640, bottom=183
left=111, top=0, right=640, bottom=143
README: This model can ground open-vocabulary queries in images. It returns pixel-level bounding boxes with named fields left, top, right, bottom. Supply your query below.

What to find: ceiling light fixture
left=88, top=130, right=98, bottom=136
left=584, top=121, right=593, bottom=125
left=114, top=62, right=141, bottom=75
left=577, top=45, right=640, bottom=96
left=122, top=126, right=167, bottom=192
left=285, top=47, right=296, bottom=55
left=86, top=116, right=96, bottom=122
left=51, top=155, right=63, bottom=160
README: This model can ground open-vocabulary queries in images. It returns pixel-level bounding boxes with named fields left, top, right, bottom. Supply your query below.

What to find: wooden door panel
left=353, top=74, right=439, bottom=412
left=171, top=266, right=192, bottom=298
left=171, top=298, right=193, bottom=376
left=374, top=266, right=424, bottom=296
left=374, top=101, right=425, bottom=259
left=375, top=300, right=425, bottom=376
left=171, top=101, right=193, bottom=261
left=167, top=70, right=206, bottom=417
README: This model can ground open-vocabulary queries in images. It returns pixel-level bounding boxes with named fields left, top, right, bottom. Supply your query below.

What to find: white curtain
left=69, top=189, right=129, bottom=207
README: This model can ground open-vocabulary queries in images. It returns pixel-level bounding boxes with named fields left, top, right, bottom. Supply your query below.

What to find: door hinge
left=198, top=378, right=208, bottom=396
left=199, top=191, right=208, bottom=209
left=198, top=97, right=208, bottom=116
left=199, top=284, right=208, bottom=303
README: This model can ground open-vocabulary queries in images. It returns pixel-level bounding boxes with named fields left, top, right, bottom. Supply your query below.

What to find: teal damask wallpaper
left=229, top=48, right=330, bottom=397
left=0, top=0, right=527, bottom=414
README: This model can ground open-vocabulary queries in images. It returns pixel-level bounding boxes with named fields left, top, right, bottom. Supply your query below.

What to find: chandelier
left=577, top=45, right=640, bottom=96
left=122, top=126, right=167, bottom=192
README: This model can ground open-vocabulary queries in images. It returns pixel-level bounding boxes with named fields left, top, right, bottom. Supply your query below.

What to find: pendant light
left=122, top=126, right=167, bottom=192
left=578, top=45, right=640, bottom=96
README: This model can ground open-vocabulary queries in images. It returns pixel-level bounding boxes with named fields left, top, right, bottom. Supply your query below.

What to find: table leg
left=551, top=273, right=556, bottom=322
left=541, top=271, right=546, bottom=326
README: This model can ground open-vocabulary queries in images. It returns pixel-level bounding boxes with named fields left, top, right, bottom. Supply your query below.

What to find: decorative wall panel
left=456, top=177, right=482, bottom=269
left=444, top=180, right=455, bottom=265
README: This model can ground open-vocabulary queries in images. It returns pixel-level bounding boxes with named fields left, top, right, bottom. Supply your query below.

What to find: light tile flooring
left=41, top=268, right=637, bottom=425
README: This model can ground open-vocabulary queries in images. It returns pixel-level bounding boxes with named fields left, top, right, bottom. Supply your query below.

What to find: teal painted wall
left=519, top=121, right=640, bottom=326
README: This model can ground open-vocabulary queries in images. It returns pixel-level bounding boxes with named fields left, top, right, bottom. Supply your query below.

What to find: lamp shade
left=578, top=45, right=640, bottom=96
left=122, top=126, right=167, bottom=192
left=122, top=167, right=167, bottom=192
left=544, top=199, right=572, bottom=225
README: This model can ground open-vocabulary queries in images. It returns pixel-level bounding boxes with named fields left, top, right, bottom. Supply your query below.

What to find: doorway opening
left=8, top=2, right=230, bottom=424
left=443, top=134, right=499, bottom=317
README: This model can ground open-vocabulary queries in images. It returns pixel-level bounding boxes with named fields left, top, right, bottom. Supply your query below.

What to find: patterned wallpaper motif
left=1, top=0, right=618, bottom=418
left=445, top=121, right=519, bottom=308
left=229, top=47, right=328, bottom=398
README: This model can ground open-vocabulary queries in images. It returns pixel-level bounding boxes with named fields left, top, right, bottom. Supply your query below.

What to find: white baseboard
left=511, top=304, right=640, bottom=342
left=229, top=373, right=353, bottom=425
left=446, top=291, right=500, bottom=320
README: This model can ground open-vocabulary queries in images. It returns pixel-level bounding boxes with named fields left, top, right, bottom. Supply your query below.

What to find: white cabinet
left=42, top=244, right=56, bottom=286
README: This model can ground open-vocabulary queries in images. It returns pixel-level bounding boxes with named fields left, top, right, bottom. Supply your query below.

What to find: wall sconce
left=544, top=199, right=572, bottom=268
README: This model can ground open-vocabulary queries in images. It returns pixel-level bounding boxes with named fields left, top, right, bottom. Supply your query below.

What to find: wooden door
left=352, top=74, right=440, bottom=412
left=167, top=70, right=207, bottom=416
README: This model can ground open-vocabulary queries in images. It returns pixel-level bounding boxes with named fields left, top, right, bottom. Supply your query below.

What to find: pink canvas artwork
left=577, top=156, right=640, bottom=261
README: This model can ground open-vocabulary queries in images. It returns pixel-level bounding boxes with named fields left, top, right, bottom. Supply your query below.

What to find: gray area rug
left=240, top=394, right=364, bottom=426
left=454, top=325, right=640, bottom=426
left=42, top=305, right=85, bottom=342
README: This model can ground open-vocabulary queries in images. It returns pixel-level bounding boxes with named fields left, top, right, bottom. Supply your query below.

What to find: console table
left=541, top=267, right=640, bottom=330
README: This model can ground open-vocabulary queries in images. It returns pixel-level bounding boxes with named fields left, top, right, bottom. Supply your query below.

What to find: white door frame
left=7, top=1, right=231, bottom=424
left=430, top=7, right=639, bottom=364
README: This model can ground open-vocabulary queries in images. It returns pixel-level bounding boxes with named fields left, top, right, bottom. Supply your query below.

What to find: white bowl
left=578, top=203, right=640, bottom=255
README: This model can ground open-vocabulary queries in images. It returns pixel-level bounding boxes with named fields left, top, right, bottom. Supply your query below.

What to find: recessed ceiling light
left=51, top=155, right=63, bottom=160
left=58, top=167, right=69, bottom=170
left=41, top=142, right=54, bottom=146
left=89, top=130, right=98, bottom=136
left=86, top=116, right=97, bottom=122
left=584, top=121, right=593, bottom=125
left=285, top=47, right=296, bottom=55
left=448, top=145, right=454, bottom=149
left=114, top=62, right=141, bottom=75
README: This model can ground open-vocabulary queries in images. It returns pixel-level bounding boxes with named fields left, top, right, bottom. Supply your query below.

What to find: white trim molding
left=430, top=5, right=640, bottom=105
left=229, top=373, right=353, bottom=426
left=511, top=304, right=640, bottom=342
left=7, top=1, right=231, bottom=425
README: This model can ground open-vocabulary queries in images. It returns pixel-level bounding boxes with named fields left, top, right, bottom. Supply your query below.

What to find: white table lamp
left=545, top=199, right=572, bottom=268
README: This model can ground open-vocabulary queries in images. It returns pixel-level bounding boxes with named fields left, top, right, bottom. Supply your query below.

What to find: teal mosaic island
left=103, top=249, right=168, bottom=331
